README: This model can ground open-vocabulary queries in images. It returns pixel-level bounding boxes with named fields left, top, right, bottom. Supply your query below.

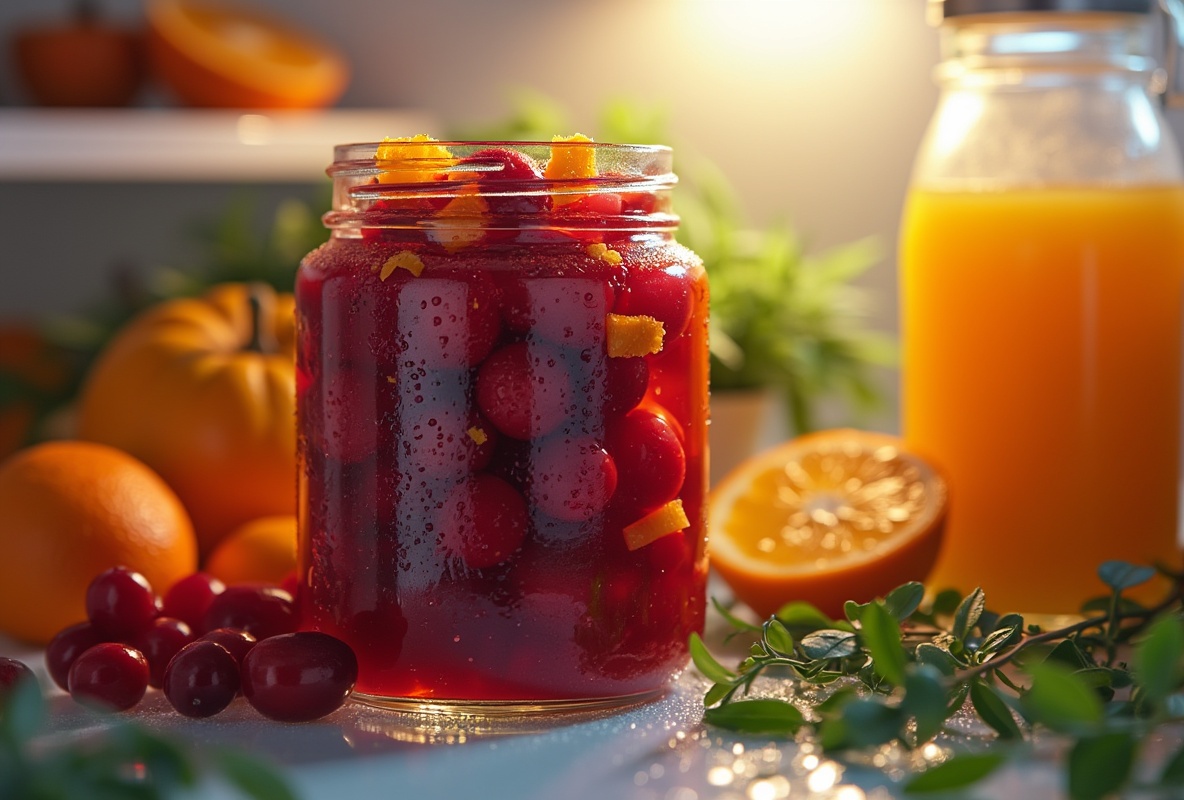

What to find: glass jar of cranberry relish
left=296, top=137, right=708, bottom=712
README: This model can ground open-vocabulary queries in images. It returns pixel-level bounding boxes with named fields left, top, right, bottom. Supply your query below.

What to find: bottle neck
left=937, top=12, right=1156, bottom=87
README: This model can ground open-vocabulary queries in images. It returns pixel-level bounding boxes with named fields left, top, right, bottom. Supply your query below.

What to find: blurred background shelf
left=0, top=108, right=434, bottom=182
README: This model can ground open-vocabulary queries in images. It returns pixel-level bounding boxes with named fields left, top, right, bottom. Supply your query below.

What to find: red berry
left=615, top=266, right=693, bottom=338
left=161, top=572, right=225, bottom=633
left=384, top=273, right=501, bottom=370
left=476, top=342, right=573, bottom=440
left=202, top=586, right=296, bottom=640
left=456, top=147, right=548, bottom=215
left=437, top=474, right=529, bottom=570
left=68, top=643, right=149, bottom=712
left=606, top=406, right=686, bottom=512
left=85, top=567, right=160, bottom=639
left=131, top=617, right=194, bottom=689
left=198, top=628, right=258, bottom=666
left=319, top=366, right=378, bottom=464
left=397, top=403, right=496, bottom=480
left=500, top=277, right=613, bottom=348
left=163, top=640, right=240, bottom=718
left=46, top=621, right=105, bottom=691
left=603, top=356, right=649, bottom=417
left=241, top=632, right=358, bottom=723
left=0, top=657, right=37, bottom=703
left=531, top=437, right=617, bottom=522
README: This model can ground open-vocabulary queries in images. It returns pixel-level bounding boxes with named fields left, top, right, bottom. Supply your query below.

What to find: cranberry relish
left=297, top=140, right=708, bottom=703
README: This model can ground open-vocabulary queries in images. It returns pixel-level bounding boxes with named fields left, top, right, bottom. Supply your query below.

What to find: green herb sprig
left=0, top=677, right=296, bottom=800
left=692, top=561, right=1184, bottom=798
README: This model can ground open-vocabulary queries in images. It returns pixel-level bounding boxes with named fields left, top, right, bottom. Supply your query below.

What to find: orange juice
left=900, top=186, right=1184, bottom=613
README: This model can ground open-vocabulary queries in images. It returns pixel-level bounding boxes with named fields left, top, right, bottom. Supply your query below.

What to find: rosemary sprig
left=692, top=560, right=1184, bottom=797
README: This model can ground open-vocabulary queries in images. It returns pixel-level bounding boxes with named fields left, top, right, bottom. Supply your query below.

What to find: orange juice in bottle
left=900, top=2, right=1184, bottom=613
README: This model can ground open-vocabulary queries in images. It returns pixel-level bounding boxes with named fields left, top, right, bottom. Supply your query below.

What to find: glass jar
left=295, top=140, right=709, bottom=711
left=901, top=0, right=1184, bottom=612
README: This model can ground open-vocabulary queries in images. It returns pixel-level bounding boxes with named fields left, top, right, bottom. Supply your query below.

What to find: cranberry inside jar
left=296, top=137, right=708, bottom=710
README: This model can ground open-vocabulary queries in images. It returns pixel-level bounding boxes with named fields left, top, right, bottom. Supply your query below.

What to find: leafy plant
left=692, top=562, right=1184, bottom=797
left=453, top=89, right=895, bottom=432
left=0, top=676, right=295, bottom=800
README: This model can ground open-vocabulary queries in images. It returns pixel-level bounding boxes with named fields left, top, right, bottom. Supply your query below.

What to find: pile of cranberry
left=2, top=566, right=357, bottom=723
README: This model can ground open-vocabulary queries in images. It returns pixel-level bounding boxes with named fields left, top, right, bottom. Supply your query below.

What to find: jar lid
left=941, top=0, right=1151, bottom=15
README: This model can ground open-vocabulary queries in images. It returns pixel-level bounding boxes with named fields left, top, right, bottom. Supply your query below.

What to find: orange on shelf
left=708, top=429, right=948, bottom=619
left=205, top=514, right=296, bottom=586
left=145, top=0, right=348, bottom=109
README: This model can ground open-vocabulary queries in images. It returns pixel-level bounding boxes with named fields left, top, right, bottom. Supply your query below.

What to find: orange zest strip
left=466, top=426, right=488, bottom=445
left=377, top=251, right=426, bottom=281
left=429, top=187, right=489, bottom=253
left=586, top=242, right=623, bottom=265
left=606, top=313, right=665, bottom=357
left=546, top=133, right=596, bottom=207
left=623, top=499, right=690, bottom=551
left=375, top=135, right=455, bottom=184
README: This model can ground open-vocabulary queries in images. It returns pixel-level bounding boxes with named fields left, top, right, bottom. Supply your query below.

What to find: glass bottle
left=901, top=0, right=1184, bottom=613
left=295, top=140, right=709, bottom=711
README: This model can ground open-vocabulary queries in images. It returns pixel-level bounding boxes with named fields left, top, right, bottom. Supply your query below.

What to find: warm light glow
left=685, top=0, right=871, bottom=59
left=807, top=761, right=841, bottom=793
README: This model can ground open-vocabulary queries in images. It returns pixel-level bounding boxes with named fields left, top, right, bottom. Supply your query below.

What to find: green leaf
left=215, top=751, right=298, bottom=800
left=860, top=602, right=907, bottom=685
left=841, top=698, right=903, bottom=748
left=1045, top=639, right=1093, bottom=671
left=931, top=589, right=963, bottom=616
left=904, top=753, right=1007, bottom=794
left=704, top=682, right=732, bottom=708
left=1133, top=614, right=1184, bottom=708
left=969, top=680, right=1022, bottom=740
left=844, top=600, right=869, bottom=624
left=915, top=643, right=963, bottom=676
left=884, top=582, right=925, bottom=621
left=952, top=588, right=986, bottom=641
left=1021, top=662, right=1104, bottom=733
left=776, top=600, right=839, bottom=634
left=0, top=676, right=46, bottom=744
left=1067, top=731, right=1136, bottom=800
left=689, top=633, right=736, bottom=685
left=712, top=596, right=760, bottom=632
left=903, top=666, right=950, bottom=743
left=800, top=629, right=859, bottom=660
left=702, top=699, right=805, bottom=735
left=1097, top=561, right=1156, bottom=592
left=763, top=619, right=795, bottom=657
left=1160, top=741, right=1184, bottom=785
left=977, top=613, right=1024, bottom=657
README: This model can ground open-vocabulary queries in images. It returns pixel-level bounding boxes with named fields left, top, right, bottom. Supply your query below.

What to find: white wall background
left=3, top=0, right=1182, bottom=433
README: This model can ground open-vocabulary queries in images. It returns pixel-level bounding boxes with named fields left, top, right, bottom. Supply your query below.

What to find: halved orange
left=708, top=429, right=948, bottom=619
left=146, top=0, right=348, bottom=109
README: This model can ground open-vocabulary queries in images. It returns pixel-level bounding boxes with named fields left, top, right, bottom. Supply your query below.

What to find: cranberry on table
left=161, top=572, right=226, bottom=633
left=163, top=640, right=240, bottom=719
left=530, top=437, right=617, bottom=522
left=241, top=632, right=358, bottom=723
left=476, top=341, right=573, bottom=440
left=203, top=586, right=296, bottom=640
left=437, top=473, right=528, bottom=570
left=67, top=642, right=149, bottom=712
left=131, top=617, right=194, bottom=689
left=0, top=657, right=37, bottom=702
left=45, top=620, right=105, bottom=691
left=85, top=567, right=160, bottom=639
left=198, top=628, right=258, bottom=666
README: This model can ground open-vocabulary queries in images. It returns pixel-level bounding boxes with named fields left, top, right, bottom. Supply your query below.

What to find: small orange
left=145, top=0, right=348, bottom=109
left=0, top=441, right=197, bottom=644
left=205, top=514, right=296, bottom=586
left=708, top=429, right=948, bottom=619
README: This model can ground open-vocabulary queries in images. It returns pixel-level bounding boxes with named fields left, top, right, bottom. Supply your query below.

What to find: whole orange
left=205, top=514, right=297, bottom=586
left=0, top=441, right=197, bottom=644
left=77, top=283, right=296, bottom=558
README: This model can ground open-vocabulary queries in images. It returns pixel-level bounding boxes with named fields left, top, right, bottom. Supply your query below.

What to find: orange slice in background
left=708, top=429, right=948, bottom=619
left=146, top=0, right=349, bottom=109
